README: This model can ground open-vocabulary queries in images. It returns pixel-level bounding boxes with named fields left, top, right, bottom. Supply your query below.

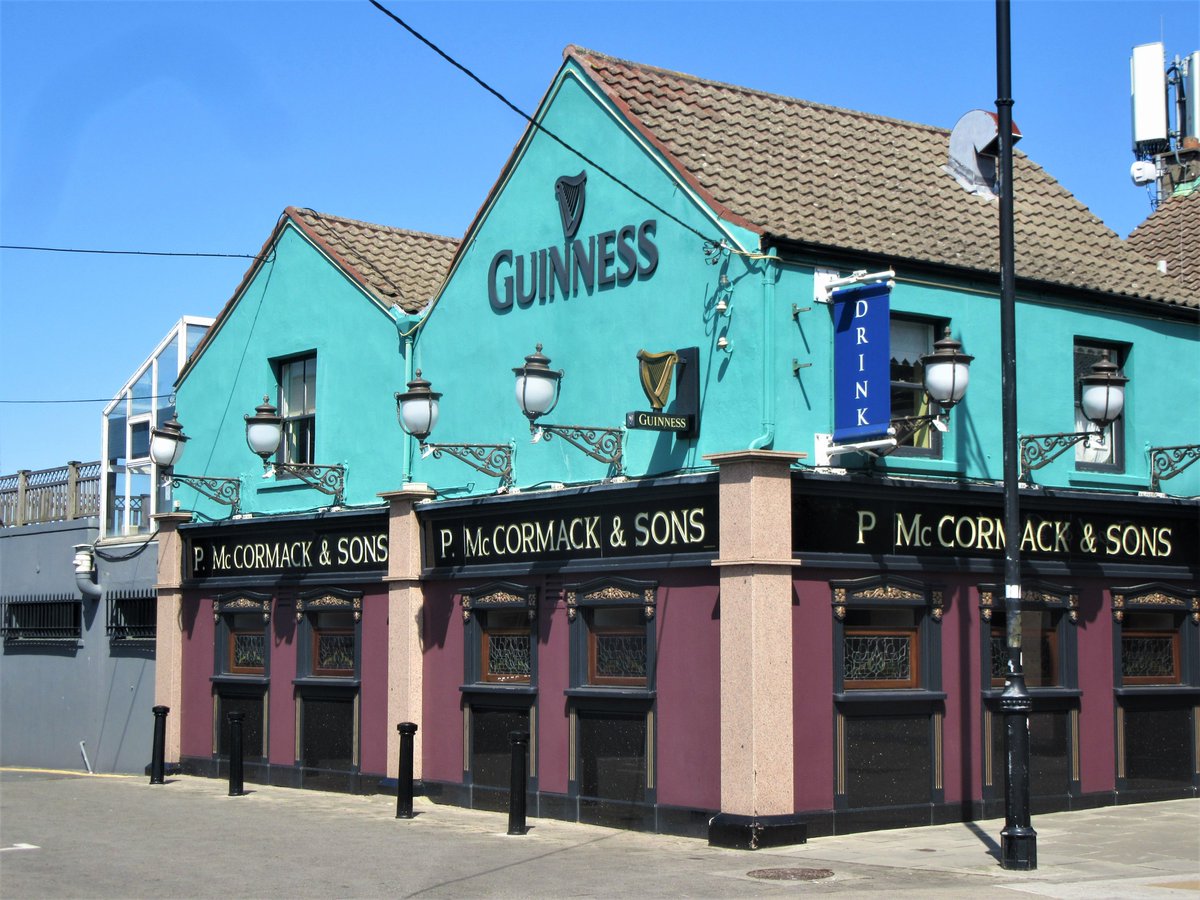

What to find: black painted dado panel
left=471, top=706, right=530, bottom=788
left=301, top=695, right=354, bottom=772
left=1124, top=701, right=1194, bottom=790
left=578, top=711, right=646, bottom=803
left=844, top=715, right=930, bottom=808
left=217, top=692, right=264, bottom=759
left=990, top=710, right=1070, bottom=798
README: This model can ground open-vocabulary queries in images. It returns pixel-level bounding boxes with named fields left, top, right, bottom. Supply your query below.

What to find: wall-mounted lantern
left=514, top=344, right=624, bottom=477
left=1019, top=351, right=1128, bottom=482
left=395, top=371, right=514, bottom=490
left=244, top=396, right=345, bottom=505
left=148, top=416, right=241, bottom=513
left=884, top=328, right=974, bottom=451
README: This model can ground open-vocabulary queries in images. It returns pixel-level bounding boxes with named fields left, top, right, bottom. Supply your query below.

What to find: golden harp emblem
left=637, top=350, right=679, bottom=411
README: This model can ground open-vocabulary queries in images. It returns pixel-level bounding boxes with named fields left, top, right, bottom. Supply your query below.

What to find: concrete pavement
left=1, top=768, right=1196, bottom=898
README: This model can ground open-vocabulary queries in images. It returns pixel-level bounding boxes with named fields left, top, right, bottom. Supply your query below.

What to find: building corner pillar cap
left=379, top=484, right=436, bottom=503
left=151, top=512, right=194, bottom=527
left=703, top=450, right=806, bottom=466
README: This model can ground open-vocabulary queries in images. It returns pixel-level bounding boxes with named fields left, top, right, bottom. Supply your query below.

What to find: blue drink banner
left=832, top=282, right=891, bottom=442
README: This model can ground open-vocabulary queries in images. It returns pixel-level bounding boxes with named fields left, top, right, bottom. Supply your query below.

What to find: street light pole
left=996, top=0, right=1037, bottom=870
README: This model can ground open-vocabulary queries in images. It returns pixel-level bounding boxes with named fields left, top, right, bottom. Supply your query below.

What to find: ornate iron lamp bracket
left=1018, top=432, right=1095, bottom=482
left=269, top=462, right=346, bottom=506
left=162, top=473, right=241, bottom=513
left=535, top=423, right=624, bottom=476
left=421, top=442, right=515, bottom=490
left=1149, top=444, right=1200, bottom=492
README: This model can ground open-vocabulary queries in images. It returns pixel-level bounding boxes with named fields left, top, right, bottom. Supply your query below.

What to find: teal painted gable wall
left=410, top=62, right=768, bottom=490
left=173, top=60, right=1198, bottom=517
left=412, top=58, right=1199, bottom=498
left=174, top=224, right=409, bottom=517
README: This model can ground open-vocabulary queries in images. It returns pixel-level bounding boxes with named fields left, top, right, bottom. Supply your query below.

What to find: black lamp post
left=513, top=344, right=624, bottom=476
left=395, top=371, right=514, bottom=489
left=996, top=0, right=1037, bottom=870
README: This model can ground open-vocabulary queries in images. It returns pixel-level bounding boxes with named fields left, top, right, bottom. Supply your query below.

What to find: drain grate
left=747, top=867, right=835, bottom=881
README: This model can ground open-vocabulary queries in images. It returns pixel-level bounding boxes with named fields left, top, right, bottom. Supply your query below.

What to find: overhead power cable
left=367, top=0, right=717, bottom=245
left=0, top=394, right=173, bottom=406
left=0, top=244, right=263, bottom=260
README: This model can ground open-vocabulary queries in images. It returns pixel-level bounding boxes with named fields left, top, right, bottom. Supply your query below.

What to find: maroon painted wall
left=421, top=581, right=465, bottom=784
left=180, top=593, right=214, bottom=758
left=537, top=590, right=570, bottom=794
left=1076, top=583, right=1116, bottom=794
left=419, top=568, right=721, bottom=811
left=939, top=577, right=980, bottom=805
left=359, top=589, right=389, bottom=776
left=654, top=571, right=720, bottom=810
left=792, top=574, right=835, bottom=812
left=267, top=601, right=296, bottom=765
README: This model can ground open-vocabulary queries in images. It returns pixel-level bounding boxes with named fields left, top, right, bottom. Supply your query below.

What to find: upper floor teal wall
left=174, top=224, right=409, bottom=518
left=174, top=58, right=1199, bottom=520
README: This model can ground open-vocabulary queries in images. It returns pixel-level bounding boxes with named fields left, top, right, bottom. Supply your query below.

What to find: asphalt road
left=1, top=769, right=1197, bottom=898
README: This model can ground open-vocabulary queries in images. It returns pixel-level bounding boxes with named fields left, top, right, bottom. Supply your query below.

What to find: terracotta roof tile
left=568, top=47, right=1197, bottom=310
left=1127, top=191, right=1200, bottom=298
left=290, top=208, right=459, bottom=313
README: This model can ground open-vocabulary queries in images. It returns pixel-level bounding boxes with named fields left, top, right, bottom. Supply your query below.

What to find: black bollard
left=227, top=710, right=245, bottom=797
left=149, top=705, right=169, bottom=785
left=507, top=730, right=530, bottom=836
left=396, top=722, right=418, bottom=819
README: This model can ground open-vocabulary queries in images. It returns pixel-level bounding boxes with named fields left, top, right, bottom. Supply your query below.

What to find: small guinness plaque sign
left=626, top=411, right=694, bottom=433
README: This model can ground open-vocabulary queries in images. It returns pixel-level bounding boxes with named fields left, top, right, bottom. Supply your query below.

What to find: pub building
left=156, top=47, right=1198, bottom=845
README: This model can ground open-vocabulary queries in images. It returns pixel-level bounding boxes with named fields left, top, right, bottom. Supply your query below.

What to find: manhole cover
left=747, top=867, right=835, bottom=881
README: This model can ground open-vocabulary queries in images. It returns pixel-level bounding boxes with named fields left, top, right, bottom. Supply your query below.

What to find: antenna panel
left=1131, top=42, right=1168, bottom=153
left=1185, top=51, right=1200, bottom=142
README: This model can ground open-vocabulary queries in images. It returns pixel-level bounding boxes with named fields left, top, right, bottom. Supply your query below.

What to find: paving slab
left=1, top=769, right=1195, bottom=898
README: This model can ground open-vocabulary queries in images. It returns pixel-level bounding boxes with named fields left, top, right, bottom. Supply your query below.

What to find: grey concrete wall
left=0, top=519, right=158, bottom=774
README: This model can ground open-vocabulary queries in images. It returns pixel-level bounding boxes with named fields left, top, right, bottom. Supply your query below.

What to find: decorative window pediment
left=1111, top=582, right=1198, bottom=624
left=978, top=581, right=1079, bottom=624
left=460, top=581, right=537, bottom=624
left=296, top=587, right=362, bottom=622
left=214, top=590, right=271, bottom=624
left=831, top=575, right=943, bottom=622
left=563, top=576, right=657, bottom=623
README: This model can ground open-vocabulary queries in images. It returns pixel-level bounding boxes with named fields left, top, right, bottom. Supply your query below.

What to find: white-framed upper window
left=1074, top=341, right=1126, bottom=472
left=280, top=355, right=317, bottom=466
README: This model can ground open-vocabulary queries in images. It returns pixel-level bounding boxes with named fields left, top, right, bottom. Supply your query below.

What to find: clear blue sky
left=2, top=0, right=1195, bottom=473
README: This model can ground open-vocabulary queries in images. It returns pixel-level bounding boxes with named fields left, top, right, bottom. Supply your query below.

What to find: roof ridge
left=289, top=207, right=459, bottom=244
left=564, top=44, right=954, bottom=138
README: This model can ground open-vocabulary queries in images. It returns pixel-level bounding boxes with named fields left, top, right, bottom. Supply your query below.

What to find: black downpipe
left=996, top=0, right=1037, bottom=872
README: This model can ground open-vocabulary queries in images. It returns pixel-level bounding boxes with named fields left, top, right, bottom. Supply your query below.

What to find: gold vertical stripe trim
left=646, top=710, right=655, bottom=790
left=262, top=693, right=270, bottom=758
left=1194, top=706, right=1200, bottom=775
left=934, top=712, right=944, bottom=791
left=1116, top=706, right=1125, bottom=779
left=295, top=696, right=301, bottom=761
left=212, top=695, right=219, bottom=756
left=463, top=707, right=470, bottom=773
left=569, top=710, right=576, bottom=781
left=836, top=713, right=845, bottom=796
left=1071, top=709, right=1080, bottom=783
left=983, top=708, right=993, bottom=788
left=353, top=695, right=360, bottom=766
left=529, top=706, right=537, bottom=778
